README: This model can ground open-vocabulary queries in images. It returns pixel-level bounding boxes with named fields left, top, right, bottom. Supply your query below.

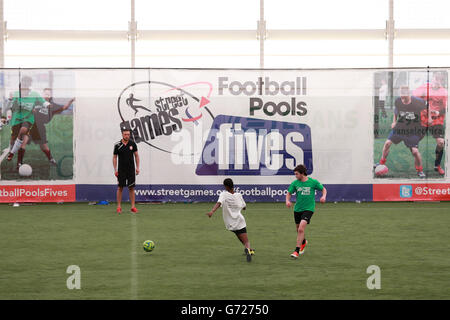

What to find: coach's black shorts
left=428, top=125, right=445, bottom=139
left=11, top=122, right=33, bottom=138
left=231, top=227, right=247, bottom=235
left=117, top=170, right=136, bottom=188
left=294, top=211, right=314, bottom=225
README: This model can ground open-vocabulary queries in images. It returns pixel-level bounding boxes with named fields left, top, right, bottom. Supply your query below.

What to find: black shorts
left=294, top=211, right=314, bottom=225
left=117, top=170, right=136, bottom=188
left=387, top=130, right=422, bottom=148
left=232, top=227, right=247, bottom=235
left=11, top=122, right=33, bottom=138
left=29, top=123, right=47, bottom=144
left=428, top=125, right=445, bottom=139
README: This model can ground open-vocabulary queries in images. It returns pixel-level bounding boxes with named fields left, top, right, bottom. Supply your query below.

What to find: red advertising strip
left=0, top=185, right=76, bottom=203
left=373, top=183, right=450, bottom=201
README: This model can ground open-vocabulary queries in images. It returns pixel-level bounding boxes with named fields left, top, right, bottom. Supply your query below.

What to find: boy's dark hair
left=294, top=164, right=308, bottom=176
left=223, top=178, right=234, bottom=189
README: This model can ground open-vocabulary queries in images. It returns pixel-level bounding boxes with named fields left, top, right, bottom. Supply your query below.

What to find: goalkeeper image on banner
left=413, top=71, right=447, bottom=176
left=286, top=164, right=327, bottom=259
left=206, top=178, right=255, bottom=263
left=113, top=128, right=140, bottom=214
left=2, top=76, right=51, bottom=170
left=29, top=88, right=75, bottom=165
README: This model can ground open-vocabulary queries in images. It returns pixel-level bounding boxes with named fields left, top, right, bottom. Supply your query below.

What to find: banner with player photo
left=0, top=69, right=75, bottom=202
left=0, top=68, right=449, bottom=203
left=372, top=69, right=449, bottom=201
left=373, top=70, right=448, bottom=180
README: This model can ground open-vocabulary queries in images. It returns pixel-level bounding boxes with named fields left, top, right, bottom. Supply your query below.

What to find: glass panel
left=395, top=39, right=450, bottom=67
left=265, top=0, right=388, bottom=29
left=395, top=0, right=450, bottom=29
left=136, top=0, right=258, bottom=30
left=5, top=0, right=128, bottom=30
left=5, top=41, right=131, bottom=68
left=265, top=40, right=388, bottom=68
left=136, top=40, right=259, bottom=68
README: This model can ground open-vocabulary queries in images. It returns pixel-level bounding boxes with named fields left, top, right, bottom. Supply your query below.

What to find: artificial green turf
left=0, top=202, right=449, bottom=300
left=373, top=108, right=446, bottom=179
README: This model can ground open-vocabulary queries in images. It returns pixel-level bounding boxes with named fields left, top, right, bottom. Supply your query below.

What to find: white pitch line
left=130, top=214, right=138, bottom=300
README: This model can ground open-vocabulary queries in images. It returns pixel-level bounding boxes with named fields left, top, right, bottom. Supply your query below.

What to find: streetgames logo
left=117, top=81, right=215, bottom=155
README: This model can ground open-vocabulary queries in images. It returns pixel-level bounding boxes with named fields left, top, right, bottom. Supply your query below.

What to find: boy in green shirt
left=286, top=164, right=327, bottom=259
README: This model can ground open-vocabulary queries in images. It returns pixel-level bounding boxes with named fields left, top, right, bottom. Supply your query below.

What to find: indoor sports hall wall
left=0, top=68, right=449, bottom=202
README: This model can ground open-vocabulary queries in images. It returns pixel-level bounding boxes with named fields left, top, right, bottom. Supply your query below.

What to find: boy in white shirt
left=206, top=178, right=254, bottom=262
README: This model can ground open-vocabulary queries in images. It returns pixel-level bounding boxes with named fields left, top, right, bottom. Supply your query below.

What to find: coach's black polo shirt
left=113, top=139, right=138, bottom=172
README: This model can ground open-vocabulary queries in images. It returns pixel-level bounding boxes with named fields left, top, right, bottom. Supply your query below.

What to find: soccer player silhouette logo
left=126, top=93, right=152, bottom=115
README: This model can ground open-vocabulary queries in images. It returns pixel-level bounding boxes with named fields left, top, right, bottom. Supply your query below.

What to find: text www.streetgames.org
left=134, top=186, right=289, bottom=199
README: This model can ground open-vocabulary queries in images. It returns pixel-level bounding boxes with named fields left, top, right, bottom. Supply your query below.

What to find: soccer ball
left=374, top=164, right=389, bottom=177
left=143, top=240, right=155, bottom=252
left=18, top=164, right=33, bottom=177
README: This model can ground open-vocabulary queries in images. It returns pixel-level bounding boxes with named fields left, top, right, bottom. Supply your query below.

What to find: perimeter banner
left=0, top=68, right=449, bottom=202
left=0, top=184, right=75, bottom=202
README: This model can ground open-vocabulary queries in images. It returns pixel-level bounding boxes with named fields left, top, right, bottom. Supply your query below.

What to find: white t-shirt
left=217, top=191, right=247, bottom=231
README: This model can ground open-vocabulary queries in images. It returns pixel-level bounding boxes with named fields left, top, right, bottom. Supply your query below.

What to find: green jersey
left=9, top=91, right=48, bottom=126
left=288, top=177, right=324, bottom=212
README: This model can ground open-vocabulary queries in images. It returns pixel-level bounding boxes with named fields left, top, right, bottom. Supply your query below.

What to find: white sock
left=10, top=138, right=23, bottom=155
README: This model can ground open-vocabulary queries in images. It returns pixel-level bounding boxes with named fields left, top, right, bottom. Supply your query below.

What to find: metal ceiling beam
left=258, top=0, right=266, bottom=68
left=5, top=29, right=450, bottom=42
left=387, top=0, right=394, bottom=68
left=7, top=30, right=127, bottom=41
left=129, top=0, right=136, bottom=68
